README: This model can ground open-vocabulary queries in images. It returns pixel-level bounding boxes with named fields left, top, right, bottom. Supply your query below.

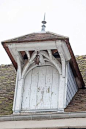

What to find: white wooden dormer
left=2, top=32, right=85, bottom=114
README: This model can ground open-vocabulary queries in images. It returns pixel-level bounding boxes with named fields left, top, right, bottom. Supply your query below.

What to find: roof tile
left=2, top=32, right=68, bottom=43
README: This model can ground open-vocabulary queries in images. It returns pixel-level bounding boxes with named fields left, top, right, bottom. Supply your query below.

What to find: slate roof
left=0, top=55, right=86, bottom=115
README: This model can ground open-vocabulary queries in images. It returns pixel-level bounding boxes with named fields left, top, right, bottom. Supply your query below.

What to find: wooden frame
left=7, top=40, right=71, bottom=114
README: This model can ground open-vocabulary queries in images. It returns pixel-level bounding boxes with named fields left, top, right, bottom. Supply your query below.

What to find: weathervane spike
left=41, top=13, right=47, bottom=32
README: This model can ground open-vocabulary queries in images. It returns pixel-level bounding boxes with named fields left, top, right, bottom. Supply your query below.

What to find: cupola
left=2, top=19, right=84, bottom=114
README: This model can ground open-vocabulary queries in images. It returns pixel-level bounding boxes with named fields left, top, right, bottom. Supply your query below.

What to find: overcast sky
left=0, top=0, right=86, bottom=64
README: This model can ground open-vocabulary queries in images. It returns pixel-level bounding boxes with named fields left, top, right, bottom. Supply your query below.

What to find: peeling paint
left=47, top=87, right=50, bottom=93
left=22, top=66, right=59, bottom=110
left=37, top=87, right=40, bottom=92
left=51, top=92, right=53, bottom=95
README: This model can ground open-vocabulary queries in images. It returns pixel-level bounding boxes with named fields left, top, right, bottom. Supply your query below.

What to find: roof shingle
left=2, top=32, right=68, bottom=43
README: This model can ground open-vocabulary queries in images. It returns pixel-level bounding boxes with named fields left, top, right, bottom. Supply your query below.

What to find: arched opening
left=21, top=65, right=60, bottom=111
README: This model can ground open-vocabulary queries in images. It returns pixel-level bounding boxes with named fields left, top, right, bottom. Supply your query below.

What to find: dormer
left=2, top=31, right=85, bottom=114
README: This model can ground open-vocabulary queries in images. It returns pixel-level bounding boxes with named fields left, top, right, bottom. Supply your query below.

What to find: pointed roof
left=2, top=32, right=68, bottom=43
left=1, top=31, right=85, bottom=88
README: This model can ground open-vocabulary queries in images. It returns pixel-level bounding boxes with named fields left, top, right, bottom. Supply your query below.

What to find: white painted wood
left=16, top=56, right=22, bottom=80
left=30, top=67, right=39, bottom=109
left=68, top=64, right=78, bottom=96
left=11, top=39, right=73, bottom=113
left=47, top=49, right=52, bottom=59
left=7, top=40, right=71, bottom=63
left=67, top=80, right=72, bottom=102
left=13, top=53, right=23, bottom=113
left=66, top=63, right=78, bottom=106
left=14, top=78, right=24, bottom=112
left=43, top=66, right=52, bottom=109
left=36, top=66, right=46, bottom=109
left=61, top=41, right=71, bottom=61
left=22, top=51, right=37, bottom=78
left=66, top=80, right=73, bottom=106
left=21, top=49, right=62, bottom=80
left=21, top=66, right=60, bottom=111
left=51, top=68, right=59, bottom=108
left=8, top=48, right=17, bottom=63
left=22, top=70, right=32, bottom=110
left=25, top=51, right=30, bottom=59
left=69, top=65, right=78, bottom=92
left=64, top=62, right=68, bottom=108
left=58, top=75, right=65, bottom=111
left=39, top=51, right=62, bottom=74
left=24, top=62, right=55, bottom=79
left=55, top=41, right=71, bottom=61
left=39, top=54, right=45, bottom=65
left=13, top=69, right=19, bottom=112
left=55, top=43, right=65, bottom=77
left=7, top=41, right=57, bottom=51
left=68, top=70, right=75, bottom=97
left=12, top=49, right=23, bottom=63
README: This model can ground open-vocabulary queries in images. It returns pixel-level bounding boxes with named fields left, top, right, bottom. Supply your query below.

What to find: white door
left=22, top=66, right=59, bottom=111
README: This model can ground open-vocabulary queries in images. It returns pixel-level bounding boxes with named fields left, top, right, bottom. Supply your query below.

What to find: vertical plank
left=51, top=68, right=59, bottom=108
left=22, top=65, right=60, bottom=111
left=43, top=66, right=52, bottom=109
left=36, top=66, right=46, bottom=109
left=30, top=67, right=39, bottom=109
left=22, top=70, right=32, bottom=110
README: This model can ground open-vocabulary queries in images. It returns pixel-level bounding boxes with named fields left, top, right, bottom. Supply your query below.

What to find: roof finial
left=41, top=13, right=47, bottom=32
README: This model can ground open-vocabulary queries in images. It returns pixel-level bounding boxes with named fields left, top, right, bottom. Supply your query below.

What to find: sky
left=0, top=0, right=86, bottom=64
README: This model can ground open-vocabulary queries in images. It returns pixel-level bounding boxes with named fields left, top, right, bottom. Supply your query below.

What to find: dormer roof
left=1, top=31, right=85, bottom=88
left=2, top=31, right=68, bottom=43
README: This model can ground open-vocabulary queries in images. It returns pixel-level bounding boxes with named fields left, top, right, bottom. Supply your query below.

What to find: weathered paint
left=12, top=40, right=72, bottom=114
left=66, top=63, right=78, bottom=106
left=51, top=68, right=59, bottom=108
left=22, top=66, right=59, bottom=111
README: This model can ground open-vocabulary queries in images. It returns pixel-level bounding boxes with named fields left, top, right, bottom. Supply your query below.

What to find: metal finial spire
left=41, top=14, right=47, bottom=31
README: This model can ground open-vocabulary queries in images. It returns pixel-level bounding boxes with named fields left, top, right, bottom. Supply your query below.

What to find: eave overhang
left=1, top=32, right=85, bottom=88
